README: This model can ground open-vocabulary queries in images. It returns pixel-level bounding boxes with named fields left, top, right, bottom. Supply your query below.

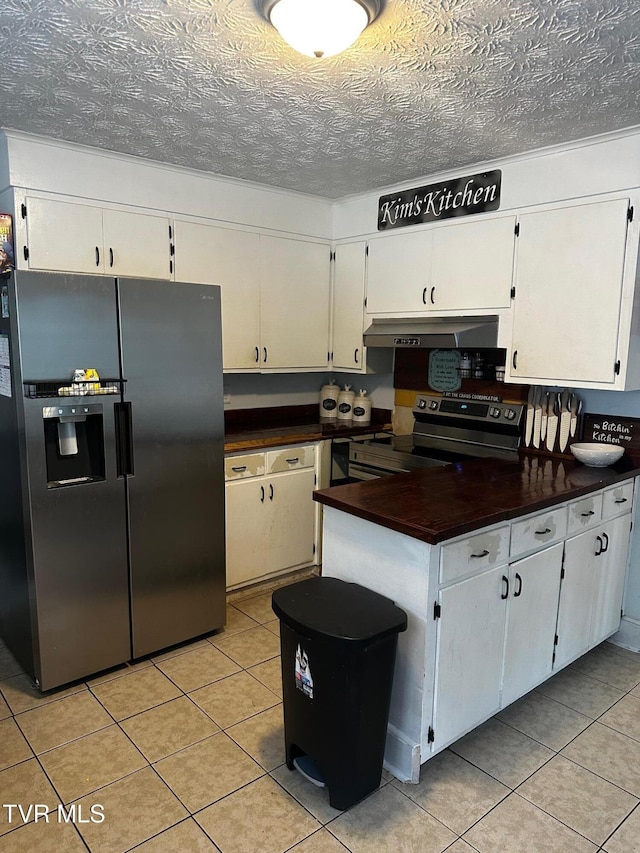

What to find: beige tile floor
left=2, top=582, right=640, bottom=852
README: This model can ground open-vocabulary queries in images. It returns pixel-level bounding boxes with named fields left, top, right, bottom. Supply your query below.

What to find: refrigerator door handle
left=114, top=402, right=135, bottom=477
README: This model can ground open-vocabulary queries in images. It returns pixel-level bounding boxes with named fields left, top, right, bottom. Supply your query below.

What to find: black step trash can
left=272, top=576, right=407, bottom=810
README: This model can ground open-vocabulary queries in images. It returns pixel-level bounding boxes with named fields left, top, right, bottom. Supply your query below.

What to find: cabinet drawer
left=510, top=506, right=567, bottom=559
left=266, top=445, right=315, bottom=474
left=440, top=526, right=510, bottom=584
left=567, top=492, right=603, bottom=535
left=224, top=452, right=266, bottom=481
left=602, top=479, right=634, bottom=520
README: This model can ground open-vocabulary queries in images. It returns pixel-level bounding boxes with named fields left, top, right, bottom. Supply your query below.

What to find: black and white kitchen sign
left=378, top=170, right=501, bottom=231
left=583, top=414, right=635, bottom=446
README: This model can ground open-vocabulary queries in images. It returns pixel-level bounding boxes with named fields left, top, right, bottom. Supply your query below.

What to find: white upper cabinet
left=507, top=197, right=632, bottom=386
left=173, top=224, right=330, bottom=372
left=173, top=220, right=261, bottom=371
left=366, top=229, right=432, bottom=314
left=259, top=235, right=331, bottom=370
left=429, top=215, right=516, bottom=311
left=23, top=196, right=171, bottom=279
left=365, top=213, right=515, bottom=316
left=24, top=197, right=105, bottom=274
left=102, top=209, right=171, bottom=280
left=332, top=241, right=367, bottom=371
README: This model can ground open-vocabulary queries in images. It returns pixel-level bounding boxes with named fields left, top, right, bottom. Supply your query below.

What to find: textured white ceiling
left=1, top=0, right=639, bottom=199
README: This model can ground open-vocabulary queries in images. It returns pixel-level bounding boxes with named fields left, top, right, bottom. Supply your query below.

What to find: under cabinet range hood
left=363, top=317, right=499, bottom=349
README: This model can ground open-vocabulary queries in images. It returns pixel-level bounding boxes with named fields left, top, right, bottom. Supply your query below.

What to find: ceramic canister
left=337, top=385, right=356, bottom=421
left=319, top=380, right=339, bottom=419
left=352, top=390, right=372, bottom=424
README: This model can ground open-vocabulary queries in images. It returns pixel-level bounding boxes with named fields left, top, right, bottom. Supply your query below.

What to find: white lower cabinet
left=592, top=514, right=631, bottom=642
left=556, top=512, right=632, bottom=668
left=433, top=482, right=634, bottom=753
left=501, top=543, right=563, bottom=707
left=433, top=566, right=507, bottom=749
left=433, top=541, right=564, bottom=748
left=555, top=528, right=601, bottom=669
left=225, top=446, right=319, bottom=589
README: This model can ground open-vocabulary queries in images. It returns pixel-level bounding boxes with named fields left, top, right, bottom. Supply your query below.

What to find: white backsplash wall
left=222, top=372, right=395, bottom=412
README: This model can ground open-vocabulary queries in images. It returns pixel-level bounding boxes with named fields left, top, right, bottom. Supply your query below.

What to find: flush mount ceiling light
left=261, top=0, right=381, bottom=58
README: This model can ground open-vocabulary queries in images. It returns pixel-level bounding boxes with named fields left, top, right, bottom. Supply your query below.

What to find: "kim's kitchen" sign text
left=378, top=170, right=501, bottom=231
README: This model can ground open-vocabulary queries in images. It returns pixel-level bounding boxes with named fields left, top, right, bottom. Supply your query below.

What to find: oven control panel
left=413, top=395, right=524, bottom=424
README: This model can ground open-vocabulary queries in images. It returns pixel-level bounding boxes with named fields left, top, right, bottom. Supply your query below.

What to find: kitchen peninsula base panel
left=320, top=482, right=635, bottom=783
left=320, top=507, right=436, bottom=783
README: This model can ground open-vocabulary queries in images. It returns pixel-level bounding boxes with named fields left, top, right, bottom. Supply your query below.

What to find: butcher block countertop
left=224, top=404, right=392, bottom=453
left=313, top=455, right=640, bottom=545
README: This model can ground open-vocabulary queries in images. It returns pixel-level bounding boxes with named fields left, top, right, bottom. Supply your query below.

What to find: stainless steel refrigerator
left=0, top=270, right=226, bottom=690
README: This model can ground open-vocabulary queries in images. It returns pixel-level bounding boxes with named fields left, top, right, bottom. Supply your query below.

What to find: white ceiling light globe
left=268, top=0, right=371, bottom=58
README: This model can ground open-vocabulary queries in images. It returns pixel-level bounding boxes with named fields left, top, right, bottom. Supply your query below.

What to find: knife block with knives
left=522, top=387, right=583, bottom=456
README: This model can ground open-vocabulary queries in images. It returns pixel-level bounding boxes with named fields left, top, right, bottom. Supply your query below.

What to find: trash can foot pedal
left=293, top=755, right=326, bottom=788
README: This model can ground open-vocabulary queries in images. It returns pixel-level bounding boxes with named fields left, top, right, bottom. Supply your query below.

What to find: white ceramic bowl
left=570, top=442, right=624, bottom=467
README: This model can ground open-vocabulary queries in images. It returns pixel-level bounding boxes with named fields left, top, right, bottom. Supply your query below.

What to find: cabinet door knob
left=255, top=347, right=259, bottom=363
left=109, top=247, right=114, bottom=268
left=422, top=287, right=427, bottom=304
left=95, top=247, right=100, bottom=266
left=535, top=528, right=551, bottom=536
left=269, top=483, right=274, bottom=501
left=260, top=485, right=265, bottom=503
left=471, top=549, right=489, bottom=559
left=231, top=465, right=247, bottom=473
left=581, top=510, right=595, bottom=517
left=430, top=286, right=435, bottom=305
left=263, top=347, right=268, bottom=363
left=501, top=575, right=509, bottom=600
left=595, top=535, right=603, bottom=556
left=285, top=458, right=299, bottom=464
left=512, top=350, right=518, bottom=370
left=514, top=573, right=523, bottom=597
left=601, top=531, right=609, bottom=553
left=354, top=348, right=359, bottom=364
left=615, top=497, right=628, bottom=504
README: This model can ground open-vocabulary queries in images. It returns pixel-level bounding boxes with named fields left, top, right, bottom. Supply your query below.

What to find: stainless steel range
left=348, top=394, right=525, bottom=480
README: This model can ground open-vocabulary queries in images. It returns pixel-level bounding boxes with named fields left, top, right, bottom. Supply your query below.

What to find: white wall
left=1, top=130, right=333, bottom=240
left=223, top=371, right=395, bottom=411
left=332, top=128, right=640, bottom=240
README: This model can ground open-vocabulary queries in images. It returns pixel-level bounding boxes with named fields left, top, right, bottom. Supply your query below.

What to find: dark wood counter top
left=313, top=455, right=639, bottom=544
left=225, top=420, right=391, bottom=453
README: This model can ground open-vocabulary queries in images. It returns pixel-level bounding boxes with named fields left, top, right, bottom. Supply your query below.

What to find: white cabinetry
left=366, top=229, right=431, bottom=314
left=224, top=445, right=319, bottom=589
left=507, top=197, right=633, bottom=387
left=23, top=196, right=171, bottom=279
left=434, top=517, right=564, bottom=749
left=260, top=235, right=330, bottom=370
left=331, top=241, right=367, bottom=371
left=501, top=543, right=563, bottom=707
left=174, top=221, right=331, bottom=372
left=592, top=513, right=631, bottom=643
left=555, top=483, right=633, bottom=669
left=366, top=214, right=515, bottom=316
left=429, top=214, right=516, bottom=311
left=173, top=221, right=261, bottom=370
left=433, top=566, right=506, bottom=748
